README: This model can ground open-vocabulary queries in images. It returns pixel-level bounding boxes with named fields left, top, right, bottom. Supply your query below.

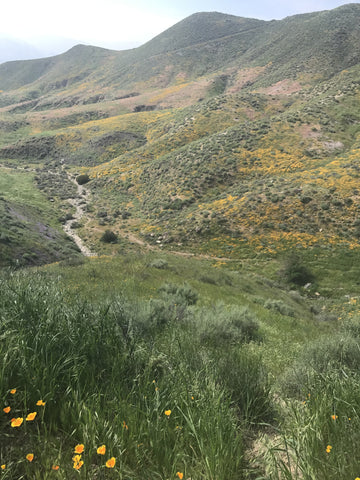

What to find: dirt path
left=1, top=162, right=232, bottom=262
left=63, top=174, right=97, bottom=257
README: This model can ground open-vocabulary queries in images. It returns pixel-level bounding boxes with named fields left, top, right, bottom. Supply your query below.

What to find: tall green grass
left=263, top=325, right=360, bottom=480
left=0, top=270, right=272, bottom=479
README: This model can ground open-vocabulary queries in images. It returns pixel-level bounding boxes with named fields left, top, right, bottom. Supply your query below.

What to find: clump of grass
left=264, top=299, right=295, bottom=318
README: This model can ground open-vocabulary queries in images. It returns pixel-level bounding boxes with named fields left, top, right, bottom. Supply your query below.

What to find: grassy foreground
left=0, top=250, right=360, bottom=479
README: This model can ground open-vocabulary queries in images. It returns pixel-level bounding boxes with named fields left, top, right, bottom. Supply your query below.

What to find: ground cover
left=0, top=249, right=359, bottom=478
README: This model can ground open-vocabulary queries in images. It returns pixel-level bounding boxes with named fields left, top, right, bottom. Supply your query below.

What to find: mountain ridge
left=1, top=4, right=360, bottom=94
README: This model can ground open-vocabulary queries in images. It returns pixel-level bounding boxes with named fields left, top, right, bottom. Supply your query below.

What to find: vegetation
left=0, top=4, right=360, bottom=478
left=0, top=249, right=359, bottom=478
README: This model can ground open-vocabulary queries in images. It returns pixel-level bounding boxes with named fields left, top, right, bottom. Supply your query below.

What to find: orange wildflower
left=52, top=465, right=60, bottom=470
left=10, top=389, right=16, bottom=395
left=73, top=460, right=84, bottom=470
left=26, top=412, right=37, bottom=421
left=331, top=415, right=338, bottom=420
left=1, top=465, right=5, bottom=470
left=36, top=400, right=46, bottom=406
left=97, top=445, right=106, bottom=455
left=165, top=409, right=171, bottom=417
left=105, top=457, right=116, bottom=468
left=3, top=406, right=10, bottom=414
left=11, top=417, right=23, bottom=427
left=26, top=453, right=34, bottom=462
left=74, top=444, right=84, bottom=454
left=176, top=473, right=184, bottom=479
left=72, top=455, right=83, bottom=470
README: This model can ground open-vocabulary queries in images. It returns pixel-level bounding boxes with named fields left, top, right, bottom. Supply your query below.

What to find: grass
left=0, top=167, right=81, bottom=266
left=0, top=248, right=359, bottom=478
left=0, top=267, right=248, bottom=479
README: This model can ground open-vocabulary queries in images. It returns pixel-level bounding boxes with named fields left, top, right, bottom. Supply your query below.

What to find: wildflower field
left=1, top=249, right=360, bottom=479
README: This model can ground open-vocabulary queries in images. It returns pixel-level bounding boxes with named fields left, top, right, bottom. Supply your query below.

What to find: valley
left=1, top=4, right=360, bottom=479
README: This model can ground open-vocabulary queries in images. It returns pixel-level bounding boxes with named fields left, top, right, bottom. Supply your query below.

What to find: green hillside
left=1, top=5, right=360, bottom=263
left=1, top=5, right=360, bottom=479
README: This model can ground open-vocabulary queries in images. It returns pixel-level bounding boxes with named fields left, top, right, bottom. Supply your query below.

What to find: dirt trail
left=63, top=174, right=97, bottom=257
left=1, top=163, right=232, bottom=262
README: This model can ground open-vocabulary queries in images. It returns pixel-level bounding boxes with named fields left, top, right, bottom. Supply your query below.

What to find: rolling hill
left=0, top=4, right=360, bottom=264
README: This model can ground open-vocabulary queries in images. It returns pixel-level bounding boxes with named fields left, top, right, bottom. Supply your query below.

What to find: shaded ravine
left=63, top=174, right=97, bottom=257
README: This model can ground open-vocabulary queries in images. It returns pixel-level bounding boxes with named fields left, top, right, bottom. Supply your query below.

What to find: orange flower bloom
left=176, top=472, right=184, bottom=479
left=36, top=400, right=46, bottom=406
left=52, top=465, right=60, bottom=470
left=73, top=460, right=84, bottom=470
left=326, top=445, right=332, bottom=453
left=3, top=406, right=10, bottom=414
left=122, top=420, right=128, bottom=430
left=331, top=415, right=338, bottom=420
left=72, top=455, right=83, bottom=470
left=11, top=417, right=23, bottom=427
left=74, top=444, right=84, bottom=454
left=105, top=457, right=116, bottom=468
left=1, top=465, right=5, bottom=470
left=97, top=445, right=106, bottom=455
left=26, top=453, right=34, bottom=462
left=10, top=389, right=16, bottom=395
left=26, top=412, right=37, bottom=421
left=165, top=409, right=171, bottom=417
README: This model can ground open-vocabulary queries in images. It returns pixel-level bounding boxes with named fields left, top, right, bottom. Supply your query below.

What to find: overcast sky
left=0, top=0, right=355, bottom=59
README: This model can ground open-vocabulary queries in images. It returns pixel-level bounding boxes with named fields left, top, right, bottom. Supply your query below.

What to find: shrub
left=264, top=299, right=295, bottom=317
left=198, top=305, right=261, bottom=347
left=158, top=282, right=198, bottom=306
left=149, top=259, right=168, bottom=269
left=280, top=254, right=315, bottom=286
left=76, top=174, right=90, bottom=185
left=281, top=333, right=360, bottom=397
left=100, top=230, right=118, bottom=243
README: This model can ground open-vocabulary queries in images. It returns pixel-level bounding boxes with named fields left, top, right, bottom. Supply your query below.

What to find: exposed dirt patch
left=257, top=79, right=303, bottom=95
left=227, top=66, right=267, bottom=94
left=298, top=124, right=322, bottom=139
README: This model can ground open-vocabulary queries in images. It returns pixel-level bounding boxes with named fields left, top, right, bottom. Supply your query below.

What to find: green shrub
left=149, top=258, right=168, bottom=269
left=76, top=173, right=90, bottom=185
left=280, top=253, right=315, bottom=286
left=198, top=305, right=261, bottom=347
left=281, top=333, right=360, bottom=397
left=100, top=229, right=118, bottom=243
left=158, top=282, right=198, bottom=306
left=264, top=299, right=295, bottom=317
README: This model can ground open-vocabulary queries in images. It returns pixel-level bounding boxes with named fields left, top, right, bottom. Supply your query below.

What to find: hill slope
left=1, top=4, right=359, bottom=95
left=0, top=4, right=360, bottom=263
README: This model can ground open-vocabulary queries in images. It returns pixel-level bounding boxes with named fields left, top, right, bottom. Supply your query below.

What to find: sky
left=0, top=0, right=356, bottom=60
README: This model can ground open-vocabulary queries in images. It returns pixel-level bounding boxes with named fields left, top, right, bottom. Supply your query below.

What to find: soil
left=63, top=172, right=97, bottom=257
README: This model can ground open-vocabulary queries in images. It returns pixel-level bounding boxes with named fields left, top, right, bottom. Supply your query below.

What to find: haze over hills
left=0, top=36, right=84, bottom=65
left=0, top=3, right=360, bottom=264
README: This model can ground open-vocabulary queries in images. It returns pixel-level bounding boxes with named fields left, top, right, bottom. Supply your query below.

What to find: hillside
left=0, top=4, right=360, bottom=264
left=2, top=6, right=360, bottom=479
